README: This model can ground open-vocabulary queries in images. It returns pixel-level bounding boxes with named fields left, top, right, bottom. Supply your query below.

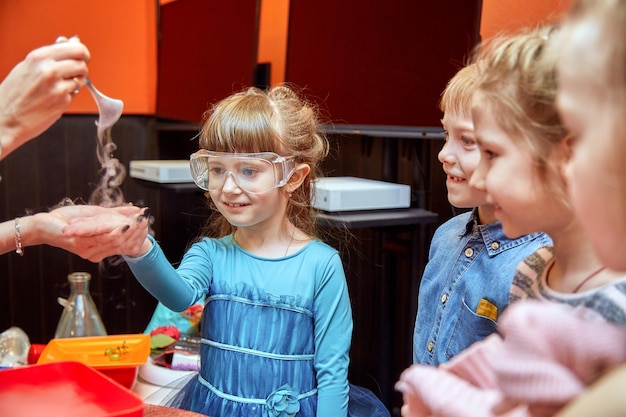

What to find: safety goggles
left=189, top=150, right=297, bottom=194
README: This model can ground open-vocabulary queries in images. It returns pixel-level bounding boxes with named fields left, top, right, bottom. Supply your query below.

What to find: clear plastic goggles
left=189, top=150, right=297, bottom=194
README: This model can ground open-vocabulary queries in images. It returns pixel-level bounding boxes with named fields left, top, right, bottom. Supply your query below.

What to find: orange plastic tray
left=37, top=334, right=150, bottom=369
left=36, top=334, right=150, bottom=388
left=0, top=361, right=144, bottom=417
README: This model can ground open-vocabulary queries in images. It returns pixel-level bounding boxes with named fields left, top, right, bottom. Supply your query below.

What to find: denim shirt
left=413, top=209, right=552, bottom=366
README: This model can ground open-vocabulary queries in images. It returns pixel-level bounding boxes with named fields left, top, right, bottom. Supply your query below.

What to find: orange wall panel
left=0, top=0, right=157, bottom=115
left=258, top=0, right=289, bottom=86
left=481, top=0, right=572, bottom=39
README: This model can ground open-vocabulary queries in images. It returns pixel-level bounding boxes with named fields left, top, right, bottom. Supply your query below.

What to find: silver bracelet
left=14, top=217, right=24, bottom=256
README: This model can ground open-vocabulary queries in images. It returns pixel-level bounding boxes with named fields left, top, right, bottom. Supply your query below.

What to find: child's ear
left=557, top=133, right=575, bottom=178
left=285, top=164, right=311, bottom=193
left=562, top=133, right=575, bottom=162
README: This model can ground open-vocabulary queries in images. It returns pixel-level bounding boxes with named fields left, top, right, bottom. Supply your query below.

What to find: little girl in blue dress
left=122, top=85, right=389, bottom=417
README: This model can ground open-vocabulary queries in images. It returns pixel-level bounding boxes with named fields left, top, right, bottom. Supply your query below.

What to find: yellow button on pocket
left=464, top=248, right=474, bottom=257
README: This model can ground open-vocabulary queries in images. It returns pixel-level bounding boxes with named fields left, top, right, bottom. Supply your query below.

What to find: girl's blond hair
left=471, top=25, right=568, bottom=199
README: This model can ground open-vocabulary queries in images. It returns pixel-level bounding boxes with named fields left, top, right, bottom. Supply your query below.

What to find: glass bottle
left=54, top=272, right=107, bottom=338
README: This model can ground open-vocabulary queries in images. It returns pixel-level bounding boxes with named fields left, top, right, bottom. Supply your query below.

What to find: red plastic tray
left=0, top=361, right=144, bottom=417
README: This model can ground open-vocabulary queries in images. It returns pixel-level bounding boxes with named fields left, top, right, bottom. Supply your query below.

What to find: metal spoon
left=85, top=78, right=124, bottom=138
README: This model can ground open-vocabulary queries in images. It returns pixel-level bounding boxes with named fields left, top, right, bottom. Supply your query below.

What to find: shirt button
left=464, top=248, right=474, bottom=257
left=491, top=242, right=500, bottom=250
left=441, top=294, right=448, bottom=304
left=427, top=342, right=434, bottom=352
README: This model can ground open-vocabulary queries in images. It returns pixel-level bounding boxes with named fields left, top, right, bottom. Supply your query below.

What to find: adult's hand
left=0, top=37, right=90, bottom=159
left=58, top=205, right=153, bottom=260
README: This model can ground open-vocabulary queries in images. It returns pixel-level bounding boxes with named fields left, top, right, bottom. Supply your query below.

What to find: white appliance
left=129, top=160, right=193, bottom=183
left=312, top=176, right=411, bottom=212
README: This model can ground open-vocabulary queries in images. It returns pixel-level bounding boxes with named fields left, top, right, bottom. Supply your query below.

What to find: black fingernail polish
left=122, top=224, right=130, bottom=233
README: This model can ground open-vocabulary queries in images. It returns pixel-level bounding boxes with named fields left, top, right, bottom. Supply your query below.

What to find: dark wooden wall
left=0, top=115, right=157, bottom=343
left=321, top=133, right=447, bottom=412
left=0, top=115, right=223, bottom=342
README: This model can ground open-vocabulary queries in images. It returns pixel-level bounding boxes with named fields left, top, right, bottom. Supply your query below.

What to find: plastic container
left=37, top=334, right=150, bottom=389
left=0, top=326, right=30, bottom=368
left=0, top=361, right=144, bottom=417
left=27, top=343, right=47, bottom=364
left=139, top=356, right=196, bottom=387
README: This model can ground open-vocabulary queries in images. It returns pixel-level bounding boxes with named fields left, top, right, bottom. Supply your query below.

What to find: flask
left=54, top=272, right=107, bottom=338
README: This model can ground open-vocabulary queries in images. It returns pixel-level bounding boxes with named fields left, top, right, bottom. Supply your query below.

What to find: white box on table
left=129, top=160, right=193, bottom=183
left=312, top=176, right=411, bottom=212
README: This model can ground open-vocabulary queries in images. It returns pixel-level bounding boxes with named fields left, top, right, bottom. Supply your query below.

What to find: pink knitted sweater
left=396, top=300, right=626, bottom=417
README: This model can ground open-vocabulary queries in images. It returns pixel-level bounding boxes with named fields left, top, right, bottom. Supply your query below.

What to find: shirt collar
left=462, top=207, right=542, bottom=255
left=463, top=207, right=480, bottom=236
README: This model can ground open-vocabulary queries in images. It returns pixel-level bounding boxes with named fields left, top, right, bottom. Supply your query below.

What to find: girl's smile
left=222, top=201, right=249, bottom=208
left=216, top=197, right=253, bottom=217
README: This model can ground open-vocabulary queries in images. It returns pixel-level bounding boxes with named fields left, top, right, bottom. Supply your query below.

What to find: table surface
left=144, top=404, right=206, bottom=417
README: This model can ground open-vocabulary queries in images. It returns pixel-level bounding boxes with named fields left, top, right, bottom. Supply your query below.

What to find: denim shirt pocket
left=445, top=298, right=498, bottom=361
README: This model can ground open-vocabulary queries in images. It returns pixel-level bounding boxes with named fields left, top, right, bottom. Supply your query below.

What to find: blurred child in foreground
left=553, top=0, right=626, bottom=415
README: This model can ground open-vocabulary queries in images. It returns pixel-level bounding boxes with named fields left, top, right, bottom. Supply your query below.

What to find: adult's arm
left=0, top=205, right=147, bottom=261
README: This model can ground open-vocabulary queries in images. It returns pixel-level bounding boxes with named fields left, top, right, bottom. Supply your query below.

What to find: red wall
left=285, top=0, right=483, bottom=127
left=156, top=0, right=259, bottom=122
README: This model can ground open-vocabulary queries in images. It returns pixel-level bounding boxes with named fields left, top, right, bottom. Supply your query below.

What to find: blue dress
left=125, top=235, right=388, bottom=417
